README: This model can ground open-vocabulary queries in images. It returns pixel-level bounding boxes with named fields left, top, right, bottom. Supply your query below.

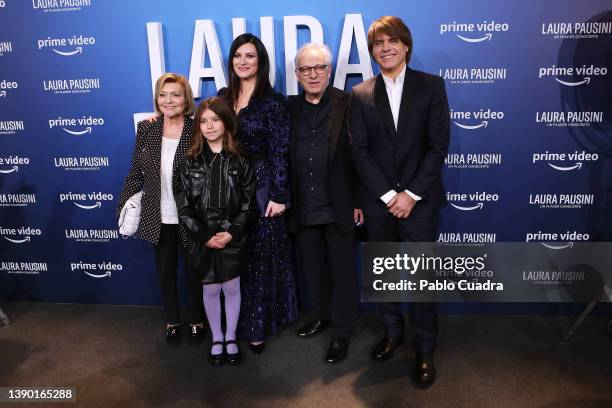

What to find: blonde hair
left=153, top=73, right=195, bottom=116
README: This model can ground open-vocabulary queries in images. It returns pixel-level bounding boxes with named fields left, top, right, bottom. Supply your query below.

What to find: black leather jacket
left=174, top=151, right=256, bottom=255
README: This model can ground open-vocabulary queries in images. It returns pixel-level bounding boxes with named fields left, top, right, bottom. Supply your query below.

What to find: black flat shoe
left=296, top=320, right=330, bottom=338
left=225, top=340, right=241, bottom=365
left=325, top=338, right=349, bottom=365
left=371, top=335, right=403, bottom=361
left=208, top=341, right=226, bottom=366
left=412, top=354, right=436, bottom=389
left=188, top=325, right=205, bottom=346
left=247, top=341, right=265, bottom=355
left=165, top=325, right=181, bottom=346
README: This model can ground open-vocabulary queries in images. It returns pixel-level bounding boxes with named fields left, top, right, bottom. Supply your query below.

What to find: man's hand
left=354, top=208, right=364, bottom=226
left=387, top=191, right=416, bottom=219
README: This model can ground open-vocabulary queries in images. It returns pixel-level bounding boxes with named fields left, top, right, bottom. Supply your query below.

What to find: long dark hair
left=226, top=33, right=272, bottom=107
left=188, top=97, right=241, bottom=158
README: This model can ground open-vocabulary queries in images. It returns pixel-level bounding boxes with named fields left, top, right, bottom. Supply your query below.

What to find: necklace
left=208, top=153, right=219, bottom=168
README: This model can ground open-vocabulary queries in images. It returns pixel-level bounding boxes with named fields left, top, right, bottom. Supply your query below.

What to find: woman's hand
left=265, top=200, right=286, bottom=217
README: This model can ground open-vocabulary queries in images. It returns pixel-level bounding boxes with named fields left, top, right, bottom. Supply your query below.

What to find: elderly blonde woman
left=117, top=73, right=204, bottom=344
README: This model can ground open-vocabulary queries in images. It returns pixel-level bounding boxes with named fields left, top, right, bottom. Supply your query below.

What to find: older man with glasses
left=287, top=43, right=363, bottom=364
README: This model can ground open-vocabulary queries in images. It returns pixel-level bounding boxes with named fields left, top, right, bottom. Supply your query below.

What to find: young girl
left=175, top=96, right=256, bottom=365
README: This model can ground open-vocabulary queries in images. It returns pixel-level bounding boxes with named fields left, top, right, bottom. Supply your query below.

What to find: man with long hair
left=350, top=16, right=450, bottom=388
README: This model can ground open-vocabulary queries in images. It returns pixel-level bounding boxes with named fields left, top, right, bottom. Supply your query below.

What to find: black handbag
left=249, top=153, right=290, bottom=216
left=255, top=175, right=272, bottom=216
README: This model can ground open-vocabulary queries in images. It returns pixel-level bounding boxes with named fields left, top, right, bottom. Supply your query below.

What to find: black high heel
left=247, top=341, right=265, bottom=355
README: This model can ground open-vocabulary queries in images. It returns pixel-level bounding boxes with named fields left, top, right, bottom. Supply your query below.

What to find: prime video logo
left=450, top=108, right=503, bottom=130
left=49, top=115, right=104, bottom=135
left=0, top=155, right=29, bottom=174
left=0, top=226, right=42, bottom=243
left=0, top=80, right=18, bottom=98
left=37, top=35, right=95, bottom=56
left=70, top=260, right=122, bottom=279
left=526, top=230, right=589, bottom=244
left=446, top=191, right=499, bottom=211
left=532, top=151, right=598, bottom=172
left=59, top=191, right=113, bottom=209
left=440, top=20, right=509, bottom=42
left=538, top=64, right=607, bottom=86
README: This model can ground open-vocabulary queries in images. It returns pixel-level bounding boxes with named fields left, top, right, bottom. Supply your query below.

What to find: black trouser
left=296, top=223, right=358, bottom=339
left=154, top=224, right=204, bottom=325
left=365, top=214, right=439, bottom=356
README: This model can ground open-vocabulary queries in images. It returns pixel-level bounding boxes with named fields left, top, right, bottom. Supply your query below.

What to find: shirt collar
left=381, top=64, right=407, bottom=88
left=301, top=85, right=331, bottom=107
left=203, top=143, right=228, bottom=162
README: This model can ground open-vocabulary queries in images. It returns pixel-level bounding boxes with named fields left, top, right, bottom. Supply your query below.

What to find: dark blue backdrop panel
left=0, top=0, right=610, bottom=308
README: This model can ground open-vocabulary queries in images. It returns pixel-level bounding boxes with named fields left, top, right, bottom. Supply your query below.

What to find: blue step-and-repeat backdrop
left=1, top=0, right=611, bottom=306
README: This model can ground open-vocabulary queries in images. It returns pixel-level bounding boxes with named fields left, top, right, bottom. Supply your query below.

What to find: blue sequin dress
left=233, top=91, right=298, bottom=341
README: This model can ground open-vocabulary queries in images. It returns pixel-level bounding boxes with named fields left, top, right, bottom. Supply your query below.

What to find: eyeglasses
left=297, top=64, right=328, bottom=76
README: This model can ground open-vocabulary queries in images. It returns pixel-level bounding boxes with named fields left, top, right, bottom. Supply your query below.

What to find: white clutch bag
left=118, top=191, right=143, bottom=237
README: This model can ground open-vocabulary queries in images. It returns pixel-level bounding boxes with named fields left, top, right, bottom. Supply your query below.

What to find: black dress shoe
left=296, top=320, right=330, bottom=337
left=225, top=340, right=241, bottom=365
left=371, top=335, right=403, bottom=361
left=325, top=338, right=349, bottom=365
left=247, top=341, right=265, bottom=355
left=412, top=354, right=437, bottom=389
left=208, top=341, right=226, bottom=366
left=165, top=325, right=181, bottom=345
left=188, top=325, right=205, bottom=346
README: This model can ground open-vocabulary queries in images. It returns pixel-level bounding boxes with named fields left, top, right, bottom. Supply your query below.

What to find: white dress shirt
left=160, top=136, right=180, bottom=224
left=382, top=64, right=406, bottom=130
left=379, top=64, right=422, bottom=205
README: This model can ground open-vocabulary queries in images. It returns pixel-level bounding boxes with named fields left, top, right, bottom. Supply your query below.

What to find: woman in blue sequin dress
left=220, top=33, right=297, bottom=353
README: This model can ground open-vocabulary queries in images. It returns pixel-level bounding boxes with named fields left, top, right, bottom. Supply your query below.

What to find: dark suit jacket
left=117, top=116, right=193, bottom=245
left=349, top=67, right=450, bottom=218
left=287, top=86, right=356, bottom=233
